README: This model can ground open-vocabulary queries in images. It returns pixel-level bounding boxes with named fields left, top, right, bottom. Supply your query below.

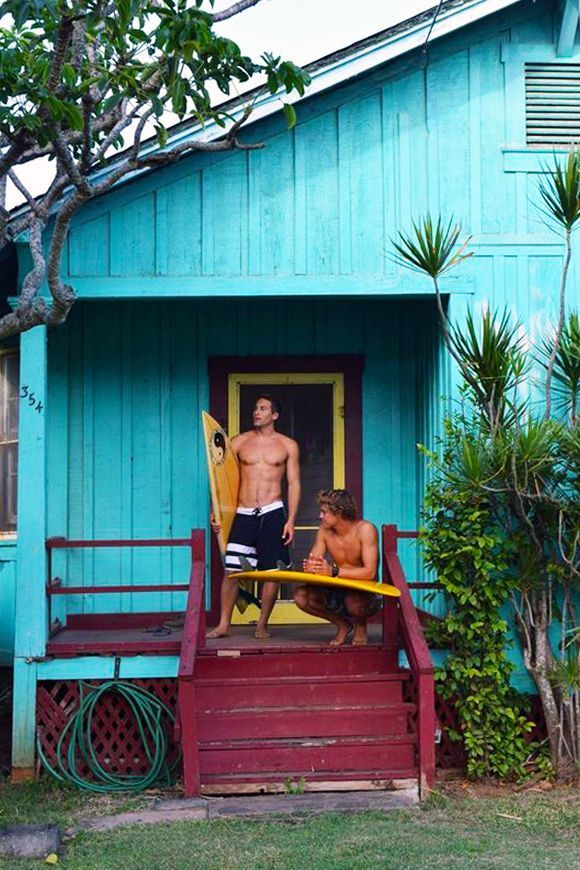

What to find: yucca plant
left=450, top=309, right=528, bottom=434
left=392, top=214, right=471, bottom=365
left=543, top=312, right=580, bottom=426
left=538, top=152, right=580, bottom=418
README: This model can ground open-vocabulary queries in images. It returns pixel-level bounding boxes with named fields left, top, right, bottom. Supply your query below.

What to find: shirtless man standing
left=208, top=395, right=300, bottom=640
left=293, top=489, right=380, bottom=646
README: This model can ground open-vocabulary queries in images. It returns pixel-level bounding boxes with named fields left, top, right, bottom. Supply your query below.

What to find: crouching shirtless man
left=294, top=489, right=380, bottom=646
left=208, top=395, right=300, bottom=640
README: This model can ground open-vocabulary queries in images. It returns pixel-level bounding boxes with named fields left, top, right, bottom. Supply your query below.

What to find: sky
left=7, top=0, right=436, bottom=208
left=215, top=0, right=435, bottom=66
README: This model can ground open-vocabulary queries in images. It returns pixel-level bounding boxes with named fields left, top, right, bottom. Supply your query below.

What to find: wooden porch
left=38, top=526, right=436, bottom=798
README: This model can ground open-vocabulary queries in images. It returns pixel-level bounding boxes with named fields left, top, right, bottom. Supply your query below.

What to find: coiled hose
left=38, top=680, right=180, bottom=793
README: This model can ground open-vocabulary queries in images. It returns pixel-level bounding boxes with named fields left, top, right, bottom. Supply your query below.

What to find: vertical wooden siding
left=0, top=543, right=16, bottom=664
left=46, top=297, right=442, bottom=615
left=64, top=4, right=578, bottom=314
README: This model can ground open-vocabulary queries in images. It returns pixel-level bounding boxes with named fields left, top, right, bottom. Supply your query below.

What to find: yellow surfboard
left=228, top=569, right=401, bottom=598
left=201, top=411, right=240, bottom=555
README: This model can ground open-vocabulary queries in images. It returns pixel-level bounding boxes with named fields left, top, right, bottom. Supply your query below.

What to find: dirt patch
left=436, top=769, right=579, bottom=798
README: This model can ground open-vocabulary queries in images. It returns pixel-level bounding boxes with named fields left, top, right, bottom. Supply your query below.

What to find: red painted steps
left=181, top=645, right=417, bottom=791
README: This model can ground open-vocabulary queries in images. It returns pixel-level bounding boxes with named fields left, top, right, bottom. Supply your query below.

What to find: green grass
left=0, top=784, right=579, bottom=869
left=0, top=780, right=151, bottom=828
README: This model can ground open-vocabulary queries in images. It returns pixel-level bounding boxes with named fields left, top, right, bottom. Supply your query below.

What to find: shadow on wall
left=0, top=243, right=18, bottom=323
left=0, top=668, right=12, bottom=778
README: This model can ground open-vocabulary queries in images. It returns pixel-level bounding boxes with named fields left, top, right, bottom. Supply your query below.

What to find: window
left=525, top=63, right=580, bottom=146
left=0, top=350, right=19, bottom=534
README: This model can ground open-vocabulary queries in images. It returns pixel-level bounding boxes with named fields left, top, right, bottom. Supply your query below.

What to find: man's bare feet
left=207, top=626, right=230, bottom=639
left=254, top=625, right=270, bottom=639
left=329, top=619, right=353, bottom=646
left=352, top=625, right=368, bottom=646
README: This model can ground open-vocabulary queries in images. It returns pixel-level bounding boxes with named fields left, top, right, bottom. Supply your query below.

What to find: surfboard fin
left=239, top=555, right=256, bottom=573
left=238, top=584, right=261, bottom=608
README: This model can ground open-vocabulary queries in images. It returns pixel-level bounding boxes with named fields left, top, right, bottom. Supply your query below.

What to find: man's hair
left=317, top=489, right=358, bottom=522
left=256, top=394, right=282, bottom=417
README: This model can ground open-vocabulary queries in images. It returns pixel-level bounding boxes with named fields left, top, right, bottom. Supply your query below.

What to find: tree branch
left=213, top=0, right=263, bottom=22
left=8, top=170, right=42, bottom=216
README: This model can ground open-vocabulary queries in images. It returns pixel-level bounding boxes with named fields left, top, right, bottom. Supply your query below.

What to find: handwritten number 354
left=20, top=385, right=43, bottom=414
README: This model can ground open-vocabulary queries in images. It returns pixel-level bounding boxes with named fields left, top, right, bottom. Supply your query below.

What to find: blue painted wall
left=6, top=0, right=580, bottom=692
left=56, top=0, right=578, bottom=322
left=46, top=297, right=441, bottom=619
left=0, top=542, right=16, bottom=665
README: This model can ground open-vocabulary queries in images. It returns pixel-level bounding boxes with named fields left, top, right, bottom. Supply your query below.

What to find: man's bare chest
left=238, top=442, right=287, bottom=468
left=327, top=532, right=363, bottom=565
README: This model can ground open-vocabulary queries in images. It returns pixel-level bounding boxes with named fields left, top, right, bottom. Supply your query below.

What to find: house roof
left=104, top=0, right=527, bottom=170
left=10, top=0, right=528, bottom=220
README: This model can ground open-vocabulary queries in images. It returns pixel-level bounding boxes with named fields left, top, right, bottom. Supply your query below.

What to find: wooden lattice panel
left=37, top=679, right=179, bottom=780
left=403, top=676, right=466, bottom=769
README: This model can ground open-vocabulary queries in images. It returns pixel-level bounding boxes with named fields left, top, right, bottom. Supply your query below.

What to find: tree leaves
left=391, top=213, right=472, bottom=278
left=0, top=0, right=310, bottom=340
left=537, top=151, right=580, bottom=233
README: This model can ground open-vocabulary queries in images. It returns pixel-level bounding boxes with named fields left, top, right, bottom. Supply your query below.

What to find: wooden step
left=195, top=672, right=408, bottom=709
left=201, top=770, right=419, bottom=790
left=196, top=703, right=415, bottom=741
left=195, top=649, right=400, bottom=679
left=198, top=734, right=416, bottom=777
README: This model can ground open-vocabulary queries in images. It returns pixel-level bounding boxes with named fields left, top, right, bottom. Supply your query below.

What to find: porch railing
left=45, top=531, right=205, bottom=631
left=382, top=524, right=435, bottom=795
left=177, top=530, right=206, bottom=798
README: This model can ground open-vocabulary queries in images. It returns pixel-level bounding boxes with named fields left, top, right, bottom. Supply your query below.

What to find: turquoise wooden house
left=2, top=0, right=580, bottom=794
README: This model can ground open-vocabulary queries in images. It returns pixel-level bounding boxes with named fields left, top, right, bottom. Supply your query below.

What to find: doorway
left=229, top=373, right=344, bottom=623
left=208, top=355, right=363, bottom=625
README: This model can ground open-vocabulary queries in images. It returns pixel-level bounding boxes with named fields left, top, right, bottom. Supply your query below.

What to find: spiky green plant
left=392, top=214, right=472, bottom=376
left=392, top=214, right=472, bottom=278
left=537, top=152, right=580, bottom=418
left=543, top=312, right=580, bottom=425
left=449, top=309, right=527, bottom=433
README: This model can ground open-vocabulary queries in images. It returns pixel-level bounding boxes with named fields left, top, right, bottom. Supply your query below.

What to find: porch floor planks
left=45, top=622, right=389, bottom=657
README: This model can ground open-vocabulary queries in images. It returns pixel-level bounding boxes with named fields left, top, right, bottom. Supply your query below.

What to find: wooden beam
left=556, top=0, right=580, bottom=57
left=12, top=326, right=47, bottom=776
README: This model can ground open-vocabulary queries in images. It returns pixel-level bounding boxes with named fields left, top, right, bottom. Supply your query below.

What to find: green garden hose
left=37, top=680, right=180, bottom=793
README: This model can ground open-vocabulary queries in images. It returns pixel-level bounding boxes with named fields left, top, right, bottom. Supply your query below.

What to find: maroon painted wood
left=207, top=354, right=364, bottom=623
left=46, top=537, right=193, bottom=548
left=197, top=706, right=412, bottom=742
left=195, top=649, right=398, bottom=679
left=382, top=525, right=435, bottom=796
left=37, top=679, right=179, bottom=782
left=199, top=735, right=416, bottom=776
left=45, top=532, right=202, bottom=658
left=66, top=612, right=184, bottom=630
left=178, top=680, right=200, bottom=798
left=47, top=584, right=190, bottom=595
left=46, top=630, right=183, bottom=656
left=195, top=674, right=404, bottom=708
left=177, top=529, right=206, bottom=798
left=178, top=529, right=206, bottom=678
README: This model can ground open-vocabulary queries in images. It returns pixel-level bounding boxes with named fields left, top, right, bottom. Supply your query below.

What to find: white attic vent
left=525, top=63, right=580, bottom=146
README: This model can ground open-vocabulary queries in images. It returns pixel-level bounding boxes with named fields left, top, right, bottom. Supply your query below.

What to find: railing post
left=381, top=524, right=435, bottom=798
left=382, top=525, right=399, bottom=646
left=191, top=528, right=206, bottom=649
left=383, top=523, right=398, bottom=555
left=417, top=672, right=436, bottom=797
left=178, top=528, right=206, bottom=797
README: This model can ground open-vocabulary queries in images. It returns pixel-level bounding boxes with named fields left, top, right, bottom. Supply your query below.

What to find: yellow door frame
left=228, top=372, right=345, bottom=624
